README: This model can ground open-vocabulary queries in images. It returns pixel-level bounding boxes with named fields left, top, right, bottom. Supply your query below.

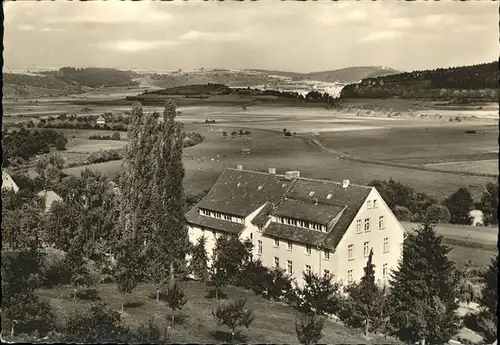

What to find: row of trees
left=89, top=132, right=121, bottom=140
left=369, top=178, right=498, bottom=225
left=3, top=128, right=67, bottom=167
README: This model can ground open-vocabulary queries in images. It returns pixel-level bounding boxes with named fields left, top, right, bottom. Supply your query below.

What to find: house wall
left=332, top=187, right=406, bottom=287
left=241, top=204, right=337, bottom=288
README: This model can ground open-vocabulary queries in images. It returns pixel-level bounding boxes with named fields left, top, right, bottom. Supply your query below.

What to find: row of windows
left=271, top=260, right=389, bottom=283
left=348, top=238, right=390, bottom=261
left=367, top=199, right=378, bottom=210
left=200, top=209, right=244, bottom=224
left=355, top=216, right=385, bottom=233
left=271, top=215, right=327, bottom=232
left=260, top=239, right=330, bottom=259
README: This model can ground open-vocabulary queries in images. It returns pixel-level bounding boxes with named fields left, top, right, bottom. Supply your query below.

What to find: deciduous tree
left=478, top=181, right=498, bottom=225
left=295, top=271, right=342, bottom=316
left=212, top=298, right=254, bottom=343
left=444, top=187, right=474, bottom=225
left=114, top=237, right=144, bottom=313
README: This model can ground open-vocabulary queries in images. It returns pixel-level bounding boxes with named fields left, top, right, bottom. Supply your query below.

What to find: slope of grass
left=36, top=281, right=402, bottom=344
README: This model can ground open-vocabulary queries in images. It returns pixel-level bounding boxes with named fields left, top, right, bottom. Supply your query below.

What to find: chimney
left=237, top=165, right=243, bottom=170
left=268, top=167, right=276, bottom=174
left=342, top=179, right=350, bottom=188
left=315, top=198, right=318, bottom=206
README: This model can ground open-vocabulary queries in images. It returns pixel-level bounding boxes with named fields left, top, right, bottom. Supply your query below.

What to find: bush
left=86, top=149, right=122, bottom=164
left=285, top=131, right=292, bottom=136
left=111, top=132, right=120, bottom=140
left=295, top=313, right=324, bottom=345
left=212, top=298, right=254, bottom=342
left=39, top=256, right=72, bottom=288
left=424, top=204, right=451, bottom=223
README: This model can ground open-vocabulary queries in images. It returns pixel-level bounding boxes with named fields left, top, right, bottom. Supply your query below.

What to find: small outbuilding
left=96, top=116, right=106, bottom=125
left=241, top=148, right=251, bottom=155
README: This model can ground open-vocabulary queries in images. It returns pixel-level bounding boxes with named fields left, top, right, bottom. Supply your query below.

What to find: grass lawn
left=37, top=281, right=402, bottom=344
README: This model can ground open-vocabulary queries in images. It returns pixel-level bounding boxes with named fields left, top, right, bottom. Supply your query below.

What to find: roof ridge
left=225, top=168, right=371, bottom=188
left=297, top=176, right=372, bottom=189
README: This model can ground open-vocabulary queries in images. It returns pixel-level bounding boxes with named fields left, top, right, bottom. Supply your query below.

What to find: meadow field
left=5, top=95, right=498, bottom=199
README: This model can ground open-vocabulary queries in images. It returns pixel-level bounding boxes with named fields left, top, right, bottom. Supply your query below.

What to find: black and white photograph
left=1, top=0, right=498, bottom=344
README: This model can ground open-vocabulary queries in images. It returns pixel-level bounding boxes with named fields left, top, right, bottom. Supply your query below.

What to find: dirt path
left=310, top=137, right=497, bottom=178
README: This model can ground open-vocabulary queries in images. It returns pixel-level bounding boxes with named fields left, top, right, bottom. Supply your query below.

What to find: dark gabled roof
left=185, top=207, right=244, bottom=234
left=286, top=178, right=372, bottom=249
left=196, top=169, right=291, bottom=216
left=272, top=198, right=345, bottom=225
left=263, top=222, right=328, bottom=247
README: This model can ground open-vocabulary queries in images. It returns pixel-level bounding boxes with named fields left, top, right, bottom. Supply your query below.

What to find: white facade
left=187, top=187, right=406, bottom=288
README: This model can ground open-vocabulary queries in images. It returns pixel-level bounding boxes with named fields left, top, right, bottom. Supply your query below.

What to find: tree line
left=1, top=100, right=497, bottom=344
left=369, top=178, right=498, bottom=226
left=3, top=128, right=67, bottom=167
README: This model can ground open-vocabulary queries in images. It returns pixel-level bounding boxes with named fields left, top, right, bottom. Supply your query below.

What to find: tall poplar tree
left=119, top=101, right=190, bottom=293
left=389, top=221, right=461, bottom=345
left=147, top=100, right=190, bottom=286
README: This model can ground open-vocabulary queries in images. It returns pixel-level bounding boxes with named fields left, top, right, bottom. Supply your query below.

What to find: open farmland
left=6, top=94, right=496, bottom=199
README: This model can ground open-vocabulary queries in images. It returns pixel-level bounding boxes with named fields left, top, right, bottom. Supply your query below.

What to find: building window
left=373, top=199, right=378, bottom=208
left=383, top=263, right=388, bottom=278
left=367, top=200, right=372, bottom=209
left=347, top=270, right=353, bottom=284
left=379, top=216, right=385, bottom=229
left=274, top=257, right=280, bottom=268
left=212, top=230, right=217, bottom=239
left=364, top=218, right=370, bottom=232
left=383, top=237, right=389, bottom=253
left=258, top=240, right=262, bottom=255
left=257, top=226, right=262, bottom=233
left=250, top=233, right=253, bottom=241
left=327, top=193, right=332, bottom=199
left=323, top=269, right=330, bottom=277
left=309, top=191, right=315, bottom=197
left=287, top=260, right=293, bottom=274
left=356, top=219, right=362, bottom=233
left=305, top=245, right=311, bottom=255
left=305, top=265, right=312, bottom=275
left=224, top=214, right=231, bottom=221
left=274, top=238, right=280, bottom=247
left=323, top=249, right=330, bottom=260
left=287, top=240, right=293, bottom=251
left=363, top=241, right=370, bottom=257
left=348, top=244, right=354, bottom=261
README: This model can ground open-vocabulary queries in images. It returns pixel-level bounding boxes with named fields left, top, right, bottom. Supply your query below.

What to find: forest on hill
left=40, top=67, right=140, bottom=88
left=340, top=61, right=499, bottom=100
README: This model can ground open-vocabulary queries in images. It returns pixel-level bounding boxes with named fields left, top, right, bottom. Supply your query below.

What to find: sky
left=3, top=0, right=498, bottom=73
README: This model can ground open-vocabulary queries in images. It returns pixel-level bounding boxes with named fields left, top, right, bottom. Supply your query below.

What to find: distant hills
left=340, top=61, right=499, bottom=101
left=3, top=67, right=139, bottom=98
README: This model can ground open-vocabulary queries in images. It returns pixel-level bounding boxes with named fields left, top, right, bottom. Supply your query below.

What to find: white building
left=2, top=171, right=19, bottom=193
left=186, top=166, right=407, bottom=287
left=96, top=116, right=106, bottom=125
left=37, top=190, right=63, bottom=213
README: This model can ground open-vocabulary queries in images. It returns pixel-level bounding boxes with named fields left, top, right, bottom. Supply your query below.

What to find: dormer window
left=282, top=183, right=287, bottom=188
left=237, top=183, right=242, bottom=187
left=309, top=191, right=315, bottom=197
left=327, top=194, right=332, bottom=199
left=257, top=185, right=263, bottom=191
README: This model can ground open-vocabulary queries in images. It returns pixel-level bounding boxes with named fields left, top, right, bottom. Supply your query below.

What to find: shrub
left=212, top=298, right=254, bottom=342
left=295, top=313, right=324, bottom=345
left=393, top=205, right=413, bottom=221
left=111, top=132, right=121, bottom=140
